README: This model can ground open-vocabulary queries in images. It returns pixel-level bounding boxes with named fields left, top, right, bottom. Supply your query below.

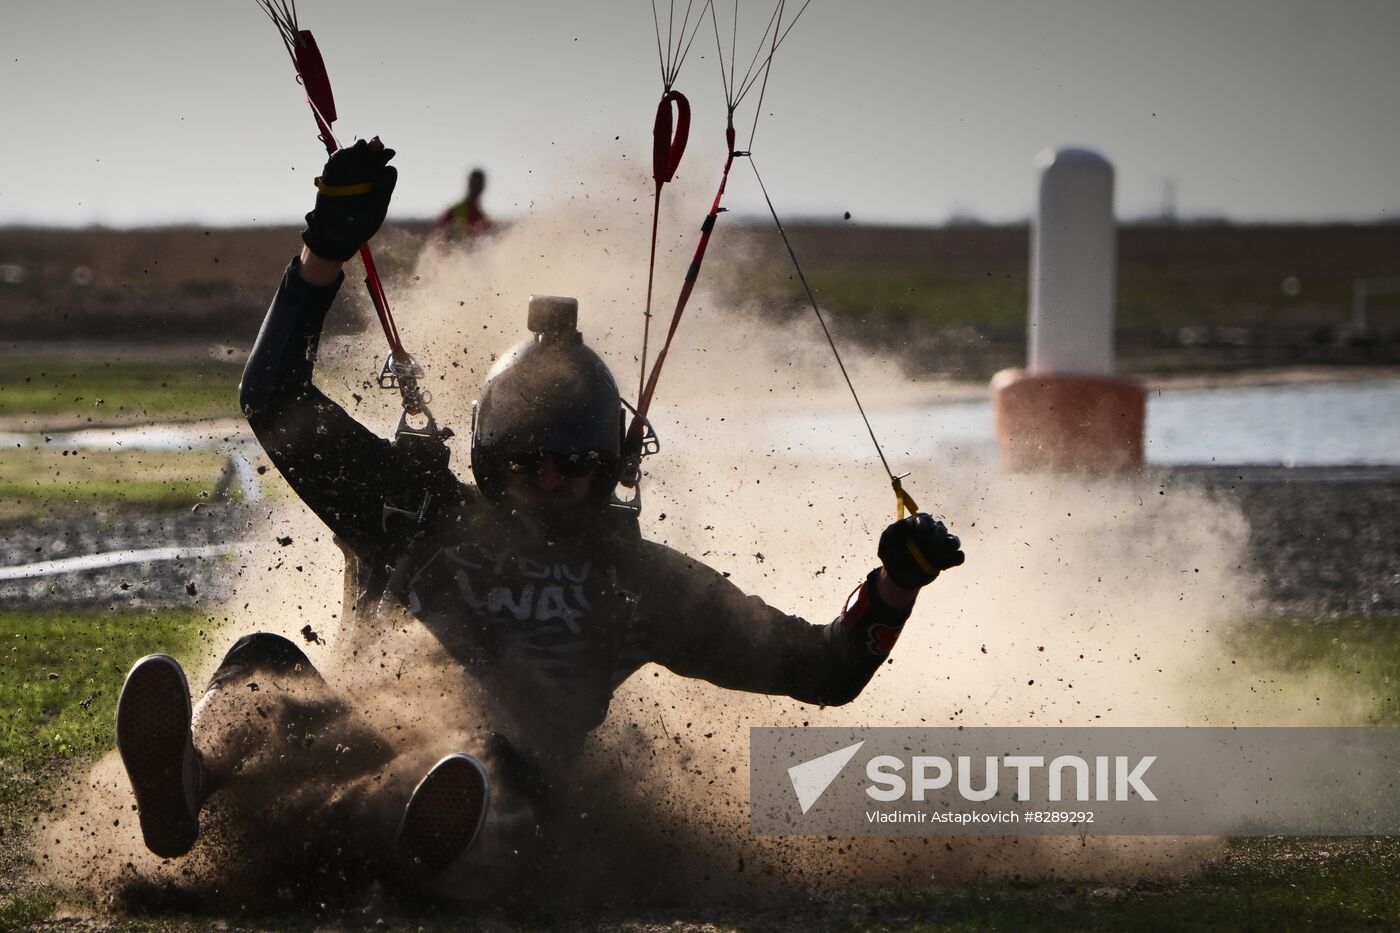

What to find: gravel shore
left=0, top=506, right=250, bottom=608
left=1164, top=465, right=1400, bottom=618
left=2, top=467, right=1396, bottom=617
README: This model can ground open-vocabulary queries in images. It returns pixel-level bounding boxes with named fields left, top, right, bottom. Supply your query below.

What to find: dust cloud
left=39, top=160, right=1341, bottom=912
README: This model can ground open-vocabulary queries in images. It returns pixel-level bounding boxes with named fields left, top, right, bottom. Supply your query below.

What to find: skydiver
left=114, top=138, right=965, bottom=887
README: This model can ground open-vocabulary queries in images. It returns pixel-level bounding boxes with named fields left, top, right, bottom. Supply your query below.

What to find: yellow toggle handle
left=892, top=475, right=919, bottom=520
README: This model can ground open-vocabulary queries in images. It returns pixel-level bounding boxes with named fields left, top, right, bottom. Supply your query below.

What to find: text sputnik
left=865, top=755, right=1157, bottom=802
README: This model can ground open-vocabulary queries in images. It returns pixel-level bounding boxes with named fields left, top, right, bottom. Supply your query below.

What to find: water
left=5, top=380, right=1399, bottom=468
left=762, top=379, right=1400, bottom=468
left=1144, top=380, right=1400, bottom=466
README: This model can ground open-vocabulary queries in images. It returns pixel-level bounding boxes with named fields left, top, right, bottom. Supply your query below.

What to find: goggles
left=503, top=450, right=604, bottom=478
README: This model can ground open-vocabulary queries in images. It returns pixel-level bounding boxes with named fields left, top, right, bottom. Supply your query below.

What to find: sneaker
left=397, top=753, right=490, bottom=877
left=115, top=654, right=203, bottom=858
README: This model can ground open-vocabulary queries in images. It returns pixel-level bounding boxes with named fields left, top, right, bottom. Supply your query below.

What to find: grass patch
left=0, top=447, right=231, bottom=523
left=0, top=607, right=206, bottom=925
left=0, top=607, right=207, bottom=805
left=1231, top=616, right=1400, bottom=725
left=777, top=268, right=1029, bottom=329
left=0, top=360, right=241, bottom=423
left=1114, top=273, right=1391, bottom=330
left=732, top=221, right=1400, bottom=339
left=821, top=837, right=1400, bottom=931
left=765, top=266, right=1378, bottom=334
left=0, top=890, right=59, bottom=929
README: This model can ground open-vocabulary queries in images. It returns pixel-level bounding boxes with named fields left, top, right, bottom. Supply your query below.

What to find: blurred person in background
left=435, top=166, right=495, bottom=243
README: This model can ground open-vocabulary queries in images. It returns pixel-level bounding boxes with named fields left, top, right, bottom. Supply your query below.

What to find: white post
left=1029, top=147, right=1116, bottom=375
left=992, top=146, right=1143, bottom=472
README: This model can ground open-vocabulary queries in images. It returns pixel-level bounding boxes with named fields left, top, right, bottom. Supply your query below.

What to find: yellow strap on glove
left=905, top=537, right=938, bottom=576
left=313, top=176, right=373, bottom=197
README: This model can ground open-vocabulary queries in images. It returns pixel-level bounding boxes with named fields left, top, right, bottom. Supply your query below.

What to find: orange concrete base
left=990, top=369, right=1146, bottom=472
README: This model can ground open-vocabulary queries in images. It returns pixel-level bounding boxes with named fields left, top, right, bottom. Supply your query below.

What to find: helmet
left=470, top=296, right=624, bottom=504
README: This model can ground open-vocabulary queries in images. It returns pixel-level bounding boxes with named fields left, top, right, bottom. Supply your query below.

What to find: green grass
left=783, top=269, right=1029, bottom=329
left=820, top=837, right=1400, bottom=931
left=0, top=608, right=206, bottom=928
left=0, top=360, right=241, bottom=423
left=758, top=266, right=1400, bottom=333
left=1231, top=616, right=1400, bottom=725
left=0, top=607, right=207, bottom=808
left=0, top=890, right=59, bottom=930
left=1117, top=273, right=1315, bottom=329
left=0, top=447, right=232, bottom=523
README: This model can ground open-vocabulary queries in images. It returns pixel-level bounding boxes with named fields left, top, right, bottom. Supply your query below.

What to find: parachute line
left=670, top=0, right=714, bottom=87
left=733, top=0, right=811, bottom=109
left=670, top=0, right=695, bottom=83
left=743, top=0, right=785, bottom=150
left=654, top=0, right=714, bottom=89
left=747, top=154, right=899, bottom=486
left=706, top=0, right=812, bottom=137
left=730, top=2, right=783, bottom=111
left=650, top=0, right=668, bottom=85
left=709, top=2, right=733, bottom=106
left=731, top=0, right=739, bottom=100
left=254, top=0, right=300, bottom=66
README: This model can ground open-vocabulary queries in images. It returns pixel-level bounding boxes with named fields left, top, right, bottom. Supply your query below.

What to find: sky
left=2, top=0, right=1398, bottom=228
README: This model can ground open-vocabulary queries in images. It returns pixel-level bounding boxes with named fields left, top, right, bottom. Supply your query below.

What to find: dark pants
left=194, top=632, right=558, bottom=900
left=208, top=631, right=320, bottom=687
left=189, top=632, right=403, bottom=886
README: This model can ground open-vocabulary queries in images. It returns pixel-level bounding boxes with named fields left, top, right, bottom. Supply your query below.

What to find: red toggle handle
left=651, top=90, right=690, bottom=186
left=287, top=29, right=406, bottom=365
left=293, top=30, right=338, bottom=145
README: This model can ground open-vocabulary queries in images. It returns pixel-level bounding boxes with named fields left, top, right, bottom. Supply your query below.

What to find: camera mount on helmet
left=526, top=295, right=580, bottom=339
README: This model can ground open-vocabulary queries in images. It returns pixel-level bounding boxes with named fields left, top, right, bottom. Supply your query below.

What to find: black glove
left=878, top=513, right=965, bottom=589
left=301, top=138, right=398, bottom=262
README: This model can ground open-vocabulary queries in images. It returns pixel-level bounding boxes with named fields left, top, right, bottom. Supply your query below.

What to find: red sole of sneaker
left=116, top=656, right=198, bottom=858
left=399, top=756, right=490, bottom=876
